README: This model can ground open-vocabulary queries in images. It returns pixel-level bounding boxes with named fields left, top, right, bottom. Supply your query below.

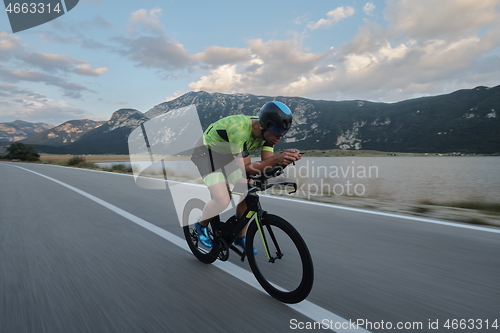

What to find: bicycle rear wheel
left=246, top=214, right=314, bottom=303
left=182, top=199, right=218, bottom=264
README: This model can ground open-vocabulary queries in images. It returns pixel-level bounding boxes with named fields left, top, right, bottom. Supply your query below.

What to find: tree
left=5, top=143, right=40, bottom=161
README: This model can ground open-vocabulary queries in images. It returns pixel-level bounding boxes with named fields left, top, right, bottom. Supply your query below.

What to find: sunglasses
left=268, top=124, right=288, bottom=137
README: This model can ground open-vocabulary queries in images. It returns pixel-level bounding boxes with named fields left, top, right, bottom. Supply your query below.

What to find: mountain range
left=20, top=119, right=105, bottom=146
left=2, top=85, right=499, bottom=155
left=0, top=120, right=54, bottom=154
left=0, top=120, right=53, bottom=143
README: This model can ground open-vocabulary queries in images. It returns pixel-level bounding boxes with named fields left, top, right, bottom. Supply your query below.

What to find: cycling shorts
left=191, top=140, right=244, bottom=187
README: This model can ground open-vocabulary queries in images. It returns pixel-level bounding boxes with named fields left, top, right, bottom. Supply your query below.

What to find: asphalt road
left=1, top=162, right=499, bottom=333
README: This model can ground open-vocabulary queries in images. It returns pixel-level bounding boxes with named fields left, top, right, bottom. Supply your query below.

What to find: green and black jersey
left=203, top=115, right=273, bottom=157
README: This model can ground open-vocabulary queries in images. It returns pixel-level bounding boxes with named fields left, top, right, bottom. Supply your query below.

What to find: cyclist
left=191, top=101, right=302, bottom=252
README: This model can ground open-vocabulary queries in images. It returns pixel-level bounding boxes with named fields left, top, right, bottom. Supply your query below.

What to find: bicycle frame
left=214, top=179, right=297, bottom=262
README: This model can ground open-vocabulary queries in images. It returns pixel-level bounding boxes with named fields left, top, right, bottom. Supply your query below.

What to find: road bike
left=182, top=167, right=314, bottom=304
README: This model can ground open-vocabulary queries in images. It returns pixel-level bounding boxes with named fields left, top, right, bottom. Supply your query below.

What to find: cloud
left=18, top=53, right=83, bottom=72
left=363, top=3, right=376, bottom=16
left=128, top=8, right=164, bottom=35
left=4, top=103, right=89, bottom=125
left=192, top=46, right=251, bottom=68
left=39, top=15, right=115, bottom=52
left=293, top=13, right=310, bottom=26
left=189, top=39, right=334, bottom=96
left=307, top=7, right=355, bottom=30
left=165, top=90, right=186, bottom=102
left=189, top=65, right=243, bottom=94
left=39, top=30, right=112, bottom=51
left=39, top=33, right=80, bottom=45
left=384, top=0, right=500, bottom=39
left=0, top=32, right=106, bottom=104
left=0, top=23, right=109, bottom=125
left=0, top=31, right=25, bottom=61
left=0, top=66, right=90, bottom=98
left=247, top=39, right=331, bottom=81
left=0, top=83, right=89, bottom=125
left=15, top=52, right=107, bottom=77
left=73, top=64, right=108, bottom=76
left=317, top=0, right=500, bottom=101
left=0, top=31, right=23, bottom=54
left=340, top=20, right=393, bottom=55
left=116, top=36, right=251, bottom=73
left=188, top=1, right=500, bottom=102
left=114, top=35, right=193, bottom=71
left=0, top=83, right=48, bottom=100
left=80, top=15, right=113, bottom=30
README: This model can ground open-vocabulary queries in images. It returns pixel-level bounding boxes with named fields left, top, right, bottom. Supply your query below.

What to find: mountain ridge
left=28, top=108, right=149, bottom=154
left=20, top=119, right=105, bottom=146
left=9, top=84, right=500, bottom=154
left=0, top=120, right=54, bottom=143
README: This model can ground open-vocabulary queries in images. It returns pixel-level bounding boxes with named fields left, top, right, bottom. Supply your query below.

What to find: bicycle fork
left=250, top=211, right=283, bottom=263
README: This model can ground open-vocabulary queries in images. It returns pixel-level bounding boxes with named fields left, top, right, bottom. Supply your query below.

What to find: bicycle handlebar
left=247, top=165, right=285, bottom=180
left=248, top=181, right=297, bottom=194
left=245, top=164, right=298, bottom=194
left=247, top=164, right=297, bottom=194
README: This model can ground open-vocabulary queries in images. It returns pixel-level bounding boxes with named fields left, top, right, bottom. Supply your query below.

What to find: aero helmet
left=258, top=101, right=293, bottom=136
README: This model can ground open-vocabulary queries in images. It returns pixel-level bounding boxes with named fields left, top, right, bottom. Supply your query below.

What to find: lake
left=278, top=156, right=500, bottom=204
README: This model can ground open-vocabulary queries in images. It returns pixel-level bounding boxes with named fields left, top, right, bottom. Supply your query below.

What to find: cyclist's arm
left=261, top=149, right=274, bottom=161
left=243, top=149, right=301, bottom=175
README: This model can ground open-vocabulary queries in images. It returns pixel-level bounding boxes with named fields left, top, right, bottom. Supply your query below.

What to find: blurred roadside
left=282, top=191, right=500, bottom=228
left=25, top=154, right=500, bottom=229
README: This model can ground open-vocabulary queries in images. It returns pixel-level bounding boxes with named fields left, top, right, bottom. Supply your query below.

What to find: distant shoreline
left=37, top=149, right=497, bottom=163
left=287, top=149, right=496, bottom=157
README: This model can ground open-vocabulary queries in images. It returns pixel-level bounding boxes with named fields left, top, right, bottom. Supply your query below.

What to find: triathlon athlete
left=191, top=101, right=302, bottom=252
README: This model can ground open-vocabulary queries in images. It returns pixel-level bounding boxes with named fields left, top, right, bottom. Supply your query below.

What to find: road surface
left=1, top=162, right=499, bottom=332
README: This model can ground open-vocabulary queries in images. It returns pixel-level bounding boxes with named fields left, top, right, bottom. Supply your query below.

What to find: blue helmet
left=258, top=101, right=293, bottom=136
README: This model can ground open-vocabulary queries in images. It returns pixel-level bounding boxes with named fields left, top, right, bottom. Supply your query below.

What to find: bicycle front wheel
left=246, top=214, right=314, bottom=303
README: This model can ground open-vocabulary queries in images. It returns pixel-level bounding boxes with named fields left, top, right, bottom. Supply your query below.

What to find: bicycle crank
left=215, top=237, right=229, bottom=261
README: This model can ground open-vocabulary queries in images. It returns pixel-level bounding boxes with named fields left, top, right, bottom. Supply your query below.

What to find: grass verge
left=419, top=200, right=500, bottom=214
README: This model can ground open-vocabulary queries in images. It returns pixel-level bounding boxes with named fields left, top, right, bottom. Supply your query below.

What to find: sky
left=0, top=0, right=499, bottom=126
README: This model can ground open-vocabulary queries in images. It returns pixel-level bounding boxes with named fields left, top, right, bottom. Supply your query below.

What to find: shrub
left=5, top=143, right=40, bottom=161
left=67, top=155, right=95, bottom=168
left=111, top=163, right=125, bottom=172
left=110, top=163, right=132, bottom=173
left=67, top=155, right=86, bottom=166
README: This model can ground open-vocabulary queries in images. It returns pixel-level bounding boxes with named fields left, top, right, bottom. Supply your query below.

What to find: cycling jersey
left=192, top=115, right=273, bottom=187
left=203, top=115, right=273, bottom=157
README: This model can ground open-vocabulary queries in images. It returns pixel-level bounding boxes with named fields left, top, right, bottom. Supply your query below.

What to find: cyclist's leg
left=221, top=164, right=249, bottom=237
left=236, top=200, right=248, bottom=237
left=199, top=180, right=231, bottom=226
left=197, top=146, right=237, bottom=226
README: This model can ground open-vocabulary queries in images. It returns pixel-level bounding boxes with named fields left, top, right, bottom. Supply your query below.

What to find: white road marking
left=8, top=164, right=370, bottom=333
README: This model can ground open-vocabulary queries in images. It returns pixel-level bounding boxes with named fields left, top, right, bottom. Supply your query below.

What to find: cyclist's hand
left=276, top=149, right=301, bottom=166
